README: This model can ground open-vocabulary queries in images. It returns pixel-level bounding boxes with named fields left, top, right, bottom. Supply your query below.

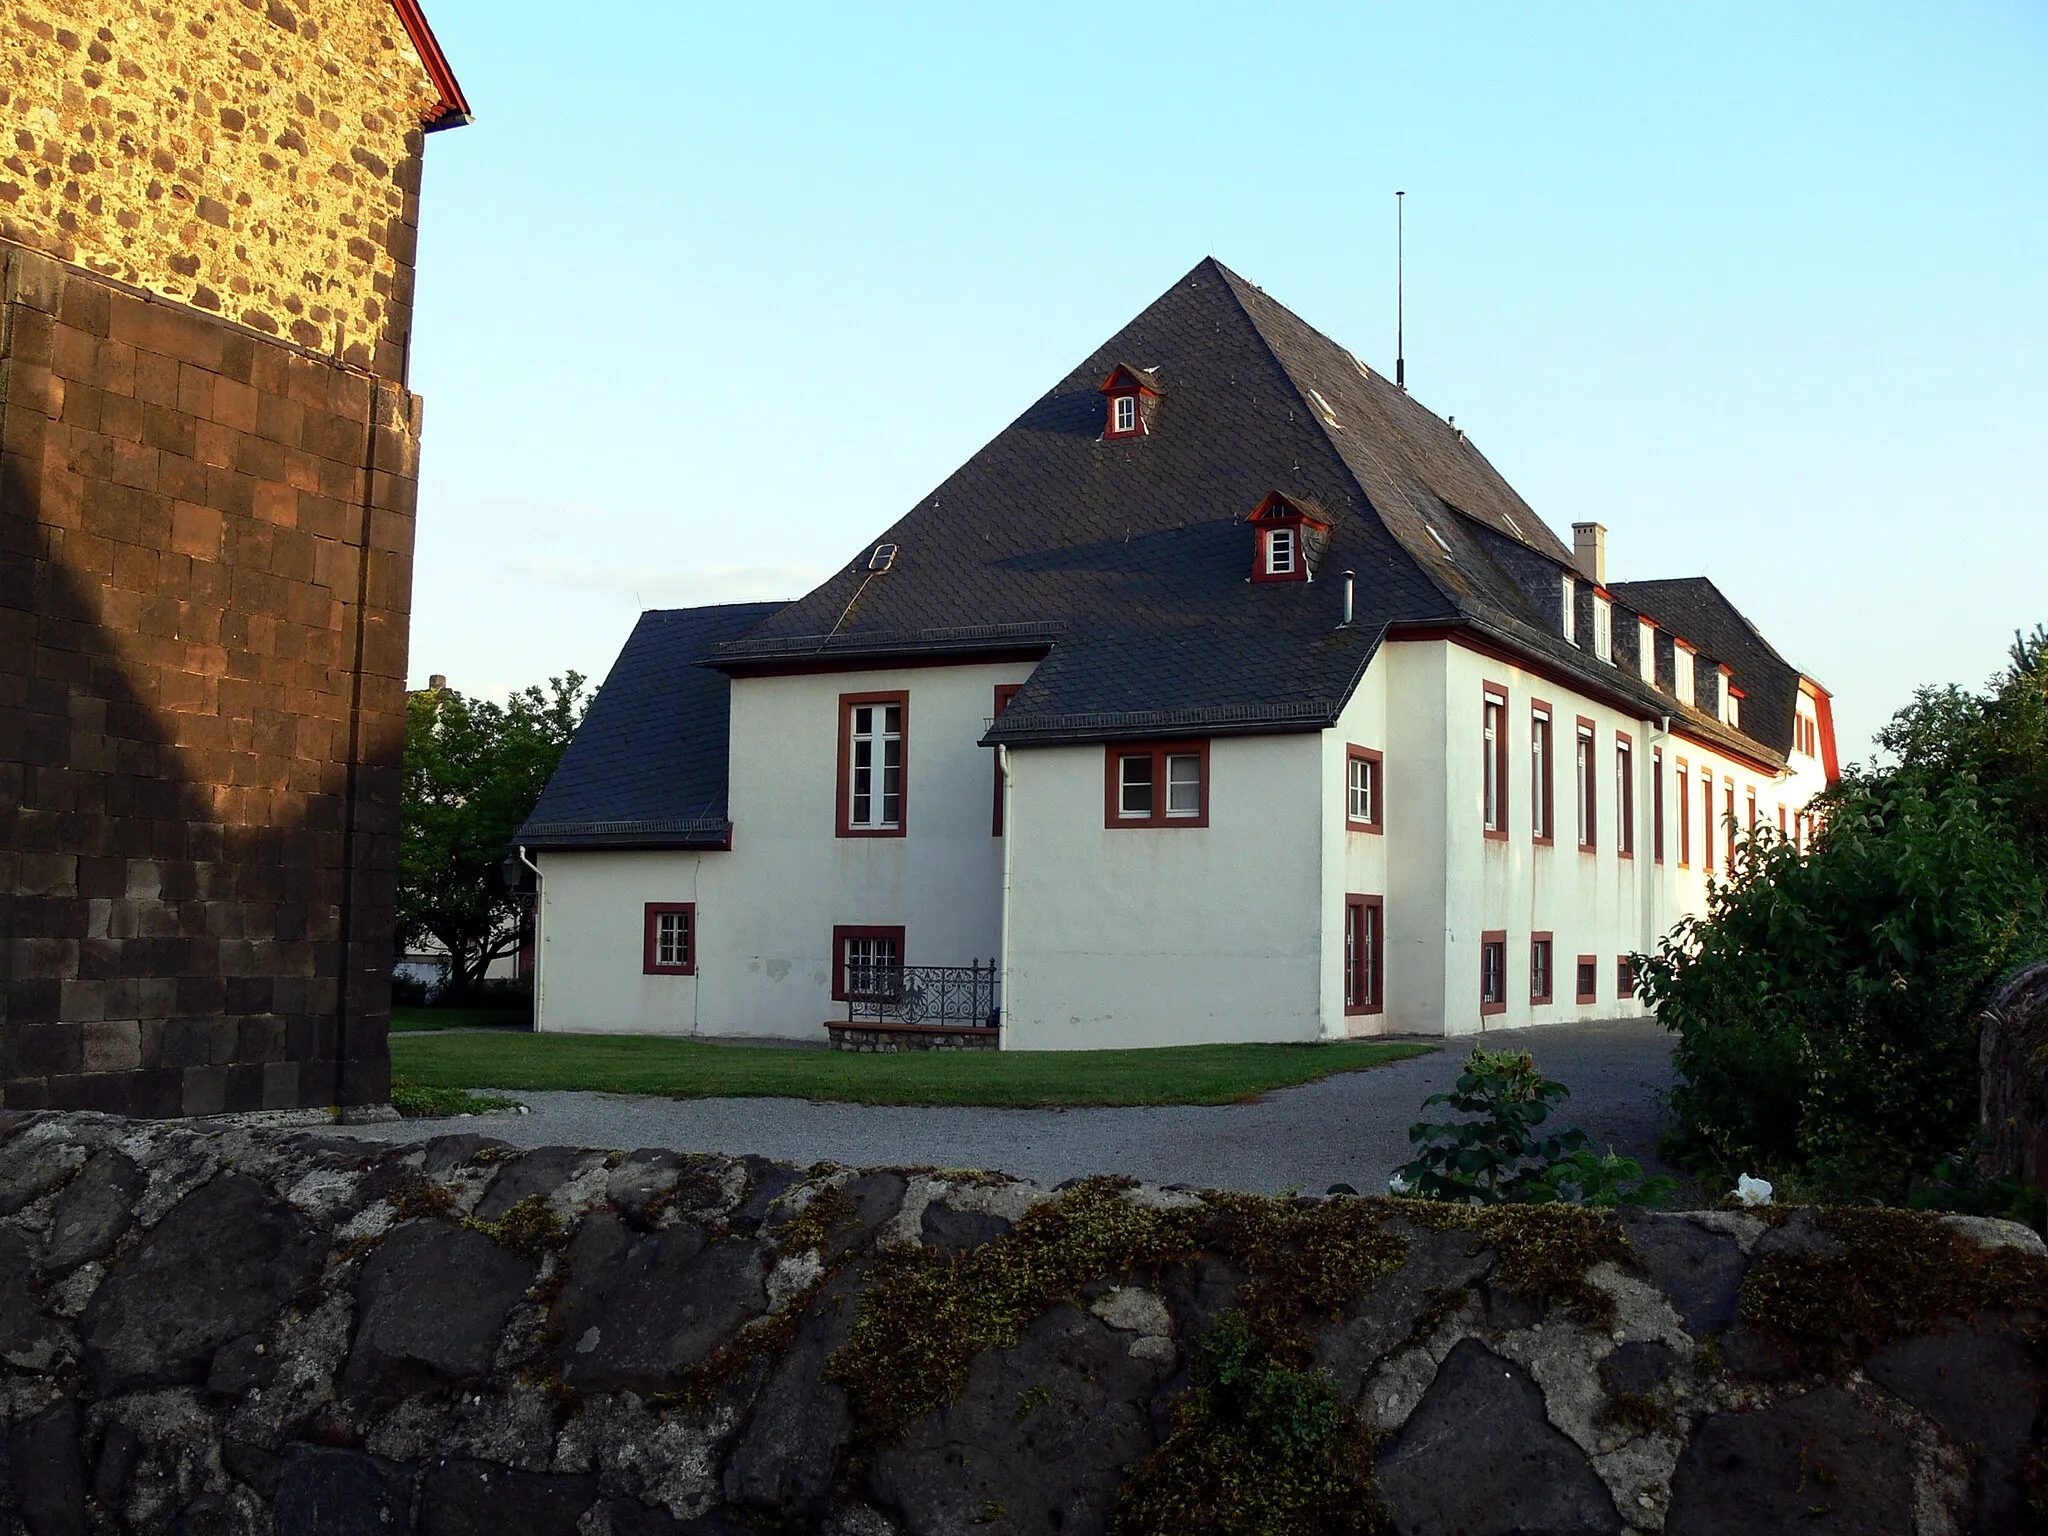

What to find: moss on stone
left=772, top=1183, right=861, bottom=1255
left=1202, top=1193, right=1407, bottom=1359
left=826, top=1177, right=1209, bottom=1449
left=1110, top=1311, right=1388, bottom=1536
left=389, top=1171, right=456, bottom=1222
left=1738, top=1206, right=2048, bottom=1375
left=1401, top=1201, right=1632, bottom=1328
left=465, top=1194, right=565, bottom=1260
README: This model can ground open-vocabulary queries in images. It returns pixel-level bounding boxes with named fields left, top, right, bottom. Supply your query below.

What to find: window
left=1777, top=803, right=1787, bottom=837
left=642, top=903, right=696, bottom=975
left=1747, top=788, right=1758, bottom=834
left=1701, top=772, right=1717, bottom=870
left=1674, top=644, right=1696, bottom=707
left=831, top=925, right=905, bottom=1001
left=1344, top=895, right=1383, bottom=1015
left=1575, top=718, right=1596, bottom=850
left=1531, top=934, right=1554, bottom=1004
left=1266, top=525, right=1296, bottom=576
left=1530, top=705, right=1554, bottom=844
left=1346, top=746, right=1383, bottom=832
left=1483, top=687, right=1509, bottom=838
left=1113, top=394, right=1137, bottom=435
left=1617, top=955, right=1635, bottom=1000
left=1560, top=574, right=1576, bottom=641
left=1638, top=619, right=1657, bottom=684
left=1652, top=747, right=1665, bottom=863
left=1593, top=595, right=1613, bottom=663
left=1480, top=931, right=1507, bottom=1016
left=1675, top=760, right=1690, bottom=866
left=1726, top=689, right=1742, bottom=730
left=1718, top=669, right=1737, bottom=726
left=1105, top=740, right=1209, bottom=828
left=990, top=684, right=1020, bottom=836
left=1576, top=955, right=1598, bottom=1004
left=838, top=692, right=906, bottom=837
left=1725, top=783, right=1737, bottom=870
left=1796, top=712, right=1818, bottom=757
left=1615, top=735, right=1634, bottom=858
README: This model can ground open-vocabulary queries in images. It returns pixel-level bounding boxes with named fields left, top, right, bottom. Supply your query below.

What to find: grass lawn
left=387, top=1031, right=1433, bottom=1109
left=391, top=1004, right=532, bottom=1033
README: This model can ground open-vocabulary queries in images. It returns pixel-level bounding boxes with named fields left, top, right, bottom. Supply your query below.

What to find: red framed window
left=1346, top=745, right=1383, bottom=833
left=1777, top=803, right=1787, bottom=837
left=1617, top=955, right=1636, bottom=1000
left=1344, top=895, right=1384, bottom=1015
left=1530, top=703, right=1554, bottom=844
left=990, top=684, right=1020, bottom=836
left=1575, top=717, right=1597, bottom=851
left=1615, top=734, right=1635, bottom=859
left=838, top=692, right=907, bottom=838
left=1480, top=930, right=1508, bottom=1015
left=643, top=903, right=696, bottom=975
left=1575, top=955, right=1599, bottom=1004
left=1747, top=788, right=1758, bottom=834
left=1725, top=784, right=1737, bottom=870
left=831, top=924, right=905, bottom=1002
left=1105, top=740, right=1209, bottom=828
left=1482, top=686, right=1509, bottom=839
left=1652, top=748, right=1665, bottom=864
left=1530, top=933, right=1554, bottom=1004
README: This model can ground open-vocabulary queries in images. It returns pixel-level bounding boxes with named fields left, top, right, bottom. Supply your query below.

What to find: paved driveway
left=340, top=1019, right=1677, bottom=1195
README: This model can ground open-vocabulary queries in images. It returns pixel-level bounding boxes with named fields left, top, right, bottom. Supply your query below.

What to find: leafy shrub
left=1637, top=773, right=2044, bottom=1201
left=1394, top=1049, right=1671, bottom=1207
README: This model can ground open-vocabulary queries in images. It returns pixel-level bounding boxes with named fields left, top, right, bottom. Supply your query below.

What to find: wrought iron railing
left=846, top=962, right=1000, bottom=1029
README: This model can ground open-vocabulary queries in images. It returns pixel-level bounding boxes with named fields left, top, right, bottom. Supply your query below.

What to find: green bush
left=1637, top=774, right=2043, bottom=1200
left=1393, top=1049, right=1672, bottom=1207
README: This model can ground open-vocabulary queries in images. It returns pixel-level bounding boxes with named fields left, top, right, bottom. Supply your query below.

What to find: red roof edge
left=388, top=0, right=471, bottom=131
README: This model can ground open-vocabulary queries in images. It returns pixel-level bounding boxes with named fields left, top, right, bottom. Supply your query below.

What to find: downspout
left=997, top=744, right=1013, bottom=1051
left=518, top=846, right=544, bottom=1032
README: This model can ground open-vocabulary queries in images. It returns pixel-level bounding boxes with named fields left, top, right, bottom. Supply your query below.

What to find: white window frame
left=1112, top=394, right=1137, bottom=434
left=1530, top=709, right=1552, bottom=841
left=1576, top=723, right=1595, bottom=848
left=1483, top=693, right=1508, bottom=833
left=1560, top=574, right=1576, bottom=641
left=1165, top=752, right=1203, bottom=818
left=1637, top=619, right=1657, bottom=684
left=1674, top=645, right=1696, bottom=707
left=1593, top=596, right=1613, bottom=663
left=1119, top=753, right=1154, bottom=818
left=1348, top=755, right=1376, bottom=824
left=1266, top=525, right=1296, bottom=576
left=847, top=701, right=903, bottom=831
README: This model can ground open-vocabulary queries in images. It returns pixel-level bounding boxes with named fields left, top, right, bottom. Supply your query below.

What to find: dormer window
left=1637, top=618, right=1657, bottom=684
left=1099, top=362, right=1161, bottom=440
left=1674, top=642, right=1697, bottom=707
left=1246, top=491, right=1332, bottom=584
left=1726, top=687, right=1743, bottom=730
left=1266, top=525, right=1296, bottom=576
left=1560, top=575, right=1576, bottom=641
left=1593, top=594, right=1613, bottom=663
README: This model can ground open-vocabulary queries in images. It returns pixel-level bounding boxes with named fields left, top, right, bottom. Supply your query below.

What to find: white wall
left=534, top=661, right=1032, bottom=1040
left=1000, top=732, right=1326, bottom=1050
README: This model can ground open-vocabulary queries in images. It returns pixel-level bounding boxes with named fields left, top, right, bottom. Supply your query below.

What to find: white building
left=516, top=260, right=1838, bottom=1048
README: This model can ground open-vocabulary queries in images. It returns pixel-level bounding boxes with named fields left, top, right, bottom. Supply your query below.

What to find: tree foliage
left=1637, top=628, right=2048, bottom=1200
left=397, top=674, right=587, bottom=1001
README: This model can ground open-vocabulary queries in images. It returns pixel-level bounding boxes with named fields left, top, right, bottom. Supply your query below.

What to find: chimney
left=1570, top=523, right=1607, bottom=586
left=428, top=674, right=447, bottom=691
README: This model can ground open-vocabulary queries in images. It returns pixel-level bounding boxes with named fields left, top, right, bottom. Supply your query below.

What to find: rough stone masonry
left=0, top=1110, right=2043, bottom=1535
left=0, top=0, right=461, bottom=1116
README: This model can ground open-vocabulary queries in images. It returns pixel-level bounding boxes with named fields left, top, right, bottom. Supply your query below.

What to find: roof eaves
left=388, top=0, right=472, bottom=130
left=516, top=816, right=732, bottom=851
left=985, top=698, right=1341, bottom=747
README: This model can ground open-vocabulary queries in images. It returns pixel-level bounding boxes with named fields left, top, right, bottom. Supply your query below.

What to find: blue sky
left=403, top=2, right=2046, bottom=761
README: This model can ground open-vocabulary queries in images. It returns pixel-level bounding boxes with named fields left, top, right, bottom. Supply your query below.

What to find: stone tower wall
left=1, top=243, right=420, bottom=1114
left=1, top=0, right=437, bottom=380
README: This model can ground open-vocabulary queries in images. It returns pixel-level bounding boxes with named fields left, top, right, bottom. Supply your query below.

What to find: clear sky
left=403, top=2, right=2045, bottom=763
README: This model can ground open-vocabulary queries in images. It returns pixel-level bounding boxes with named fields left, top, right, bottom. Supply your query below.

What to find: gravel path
left=339, top=1019, right=1677, bottom=1195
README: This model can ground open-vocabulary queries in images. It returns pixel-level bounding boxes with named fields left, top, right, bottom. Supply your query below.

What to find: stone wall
left=0, top=1111, right=2042, bottom=1535
left=0, top=0, right=437, bottom=380
left=0, top=244, right=419, bottom=1115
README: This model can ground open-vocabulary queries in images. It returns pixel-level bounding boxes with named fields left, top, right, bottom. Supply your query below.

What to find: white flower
left=1387, top=1172, right=1412, bottom=1196
left=1734, top=1173, right=1774, bottom=1207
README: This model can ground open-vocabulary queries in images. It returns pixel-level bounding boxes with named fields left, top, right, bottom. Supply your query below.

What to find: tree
left=1637, top=629, right=2048, bottom=1200
left=398, top=673, right=587, bottom=1002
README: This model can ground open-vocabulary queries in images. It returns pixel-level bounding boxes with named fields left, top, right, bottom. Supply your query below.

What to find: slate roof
left=704, top=258, right=1801, bottom=766
left=1610, top=578, right=1815, bottom=759
left=515, top=602, right=784, bottom=850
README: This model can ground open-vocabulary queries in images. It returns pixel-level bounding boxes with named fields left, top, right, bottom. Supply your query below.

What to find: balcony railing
left=846, top=961, right=1000, bottom=1030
